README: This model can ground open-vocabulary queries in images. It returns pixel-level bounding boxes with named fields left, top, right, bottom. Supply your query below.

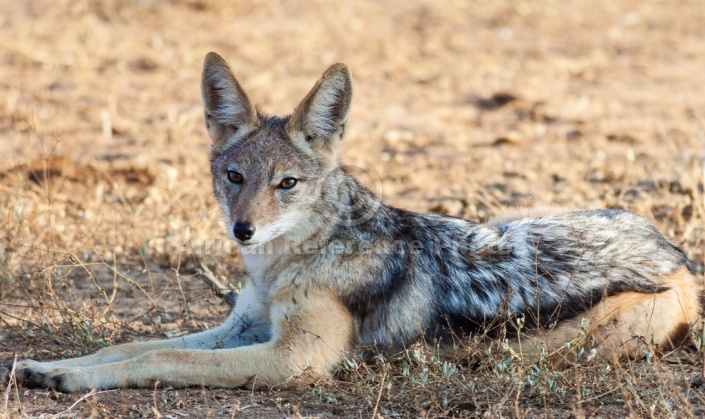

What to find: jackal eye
left=226, top=170, right=243, bottom=184
left=279, top=177, right=298, bottom=189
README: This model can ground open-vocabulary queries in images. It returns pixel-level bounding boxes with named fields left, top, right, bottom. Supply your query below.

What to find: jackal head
left=201, top=52, right=353, bottom=247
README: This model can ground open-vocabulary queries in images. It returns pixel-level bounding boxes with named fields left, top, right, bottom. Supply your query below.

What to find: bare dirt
left=1, top=0, right=704, bottom=417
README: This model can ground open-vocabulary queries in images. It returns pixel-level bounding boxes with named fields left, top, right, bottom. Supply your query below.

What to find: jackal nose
left=233, top=222, right=255, bottom=242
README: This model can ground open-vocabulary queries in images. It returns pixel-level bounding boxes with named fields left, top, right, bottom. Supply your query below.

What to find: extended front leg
left=5, top=281, right=270, bottom=387
left=16, top=290, right=354, bottom=392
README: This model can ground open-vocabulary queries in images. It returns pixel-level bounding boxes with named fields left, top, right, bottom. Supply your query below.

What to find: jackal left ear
left=201, top=52, right=259, bottom=151
left=286, top=63, right=353, bottom=162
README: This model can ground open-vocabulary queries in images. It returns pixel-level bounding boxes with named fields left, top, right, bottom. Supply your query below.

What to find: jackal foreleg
left=16, top=291, right=353, bottom=392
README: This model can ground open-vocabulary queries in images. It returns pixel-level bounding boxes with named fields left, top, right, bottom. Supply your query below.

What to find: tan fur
left=13, top=287, right=354, bottom=392
left=514, top=267, right=701, bottom=359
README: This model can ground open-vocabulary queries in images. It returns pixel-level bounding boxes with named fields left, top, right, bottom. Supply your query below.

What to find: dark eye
left=279, top=177, right=298, bottom=189
left=226, top=170, right=243, bottom=184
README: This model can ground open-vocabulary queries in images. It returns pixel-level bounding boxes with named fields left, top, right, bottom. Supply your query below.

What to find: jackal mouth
left=234, top=239, right=256, bottom=247
left=230, top=225, right=288, bottom=248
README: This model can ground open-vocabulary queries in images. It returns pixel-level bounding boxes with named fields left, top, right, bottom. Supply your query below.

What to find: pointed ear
left=286, top=63, right=353, bottom=163
left=201, top=52, right=258, bottom=149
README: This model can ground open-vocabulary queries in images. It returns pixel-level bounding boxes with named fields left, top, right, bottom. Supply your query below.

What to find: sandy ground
left=1, top=0, right=704, bottom=417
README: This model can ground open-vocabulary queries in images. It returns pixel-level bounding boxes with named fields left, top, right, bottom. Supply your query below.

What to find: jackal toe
left=14, top=366, right=31, bottom=385
left=47, top=374, right=66, bottom=392
left=0, top=365, right=10, bottom=387
left=25, top=369, right=46, bottom=389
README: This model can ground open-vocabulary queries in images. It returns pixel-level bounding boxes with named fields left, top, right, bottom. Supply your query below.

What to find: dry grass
left=1, top=0, right=705, bottom=417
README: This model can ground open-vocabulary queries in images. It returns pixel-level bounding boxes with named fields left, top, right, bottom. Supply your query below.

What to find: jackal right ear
left=201, top=52, right=258, bottom=149
left=286, top=63, right=353, bottom=164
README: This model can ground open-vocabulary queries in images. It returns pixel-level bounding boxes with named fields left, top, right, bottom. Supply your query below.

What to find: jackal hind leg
left=513, top=267, right=702, bottom=362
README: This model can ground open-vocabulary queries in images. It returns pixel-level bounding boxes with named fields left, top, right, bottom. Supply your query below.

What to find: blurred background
left=0, top=0, right=704, bottom=416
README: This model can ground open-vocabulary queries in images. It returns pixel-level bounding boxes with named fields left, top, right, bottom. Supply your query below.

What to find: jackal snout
left=233, top=221, right=255, bottom=242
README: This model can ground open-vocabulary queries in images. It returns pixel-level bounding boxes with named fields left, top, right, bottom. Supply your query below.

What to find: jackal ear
left=201, top=52, right=258, bottom=149
left=286, top=63, right=352, bottom=162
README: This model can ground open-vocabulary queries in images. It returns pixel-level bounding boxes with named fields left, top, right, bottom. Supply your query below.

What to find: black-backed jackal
left=3, top=53, right=701, bottom=392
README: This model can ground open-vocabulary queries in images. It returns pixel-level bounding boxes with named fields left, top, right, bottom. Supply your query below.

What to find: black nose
left=233, top=222, right=256, bottom=242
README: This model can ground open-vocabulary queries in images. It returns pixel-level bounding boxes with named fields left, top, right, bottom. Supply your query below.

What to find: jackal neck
left=239, top=169, right=386, bottom=289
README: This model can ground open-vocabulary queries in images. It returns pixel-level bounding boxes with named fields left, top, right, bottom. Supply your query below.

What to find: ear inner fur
left=201, top=52, right=259, bottom=148
left=286, top=63, right=353, bottom=162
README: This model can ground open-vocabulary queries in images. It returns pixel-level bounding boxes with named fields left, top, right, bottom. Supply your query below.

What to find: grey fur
left=210, top=115, right=694, bottom=351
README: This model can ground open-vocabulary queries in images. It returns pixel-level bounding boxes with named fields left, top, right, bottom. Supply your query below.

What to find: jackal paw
left=2, top=360, right=44, bottom=387
left=23, top=368, right=85, bottom=392
left=1, top=360, right=83, bottom=392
